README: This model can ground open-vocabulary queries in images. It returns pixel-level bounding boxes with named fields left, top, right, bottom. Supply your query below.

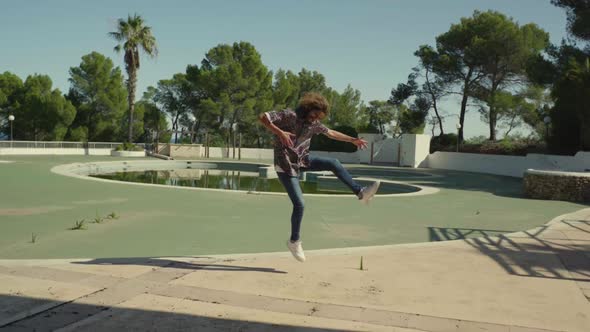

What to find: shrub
left=430, top=133, right=458, bottom=152
left=432, top=135, right=549, bottom=156
left=311, top=125, right=358, bottom=152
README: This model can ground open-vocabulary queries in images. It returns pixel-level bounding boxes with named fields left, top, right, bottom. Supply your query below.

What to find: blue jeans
left=277, top=156, right=363, bottom=242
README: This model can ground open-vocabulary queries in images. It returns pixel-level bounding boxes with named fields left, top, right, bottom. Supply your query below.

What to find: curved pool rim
left=50, top=160, right=440, bottom=198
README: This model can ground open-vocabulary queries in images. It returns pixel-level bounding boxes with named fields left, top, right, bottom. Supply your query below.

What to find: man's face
left=305, top=110, right=326, bottom=123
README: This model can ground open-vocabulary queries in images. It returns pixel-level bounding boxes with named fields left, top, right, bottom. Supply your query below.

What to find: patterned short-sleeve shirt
left=265, top=109, right=329, bottom=176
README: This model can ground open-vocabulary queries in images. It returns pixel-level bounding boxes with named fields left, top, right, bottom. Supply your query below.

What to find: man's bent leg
left=307, top=156, right=362, bottom=195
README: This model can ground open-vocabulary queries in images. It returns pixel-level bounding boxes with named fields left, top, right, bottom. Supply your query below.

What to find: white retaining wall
left=373, top=138, right=401, bottom=163
left=400, top=135, right=431, bottom=167
left=312, top=134, right=428, bottom=166
left=356, top=134, right=401, bottom=164
left=161, top=134, right=420, bottom=165
left=206, top=147, right=274, bottom=160
left=424, top=151, right=590, bottom=178
left=0, top=145, right=271, bottom=160
left=239, top=148, right=274, bottom=160
left=0, top=148, right=112, bottom=156
left=168, top=144, right=203, bottom=159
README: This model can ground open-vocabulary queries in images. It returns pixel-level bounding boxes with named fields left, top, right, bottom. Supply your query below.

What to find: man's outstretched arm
left=324, top=129, right=368, bottom=149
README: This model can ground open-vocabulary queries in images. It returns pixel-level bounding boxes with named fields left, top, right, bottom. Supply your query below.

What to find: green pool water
left=91, top=168, right=417, bottom=195
left=92, top=169, right=349, bottom=194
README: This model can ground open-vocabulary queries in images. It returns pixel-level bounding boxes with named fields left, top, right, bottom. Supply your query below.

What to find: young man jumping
left=259, top=92, right=380, bottom=262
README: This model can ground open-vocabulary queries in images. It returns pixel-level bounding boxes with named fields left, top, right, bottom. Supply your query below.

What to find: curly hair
left=296, top=92, right=330, bottom=118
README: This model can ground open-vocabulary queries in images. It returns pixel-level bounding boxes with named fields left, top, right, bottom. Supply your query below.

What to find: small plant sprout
left=360, top=256, right=364, bottom=271
left=31, top=233, right=37, bottom=243
left=71, top=219, right=87, bottom=230
left=94, top=210, right=104, bottom=224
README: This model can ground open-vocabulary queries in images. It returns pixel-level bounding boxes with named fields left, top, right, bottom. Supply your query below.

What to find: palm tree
left=109, top=14, right=157, bottom=142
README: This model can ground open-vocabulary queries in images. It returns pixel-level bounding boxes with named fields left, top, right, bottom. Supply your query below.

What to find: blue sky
left=1, top=0, right=568, bottom=138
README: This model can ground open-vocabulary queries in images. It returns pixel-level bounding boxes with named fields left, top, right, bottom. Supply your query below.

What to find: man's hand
left=351, top=137, right=368, bottom=149
left=325, top=129, right=369, bottom=149
left=278, top=130, right=296, bottom=148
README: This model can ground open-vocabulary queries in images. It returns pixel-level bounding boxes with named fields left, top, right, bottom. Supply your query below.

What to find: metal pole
left=10, top=121, right=13, bottom=148
left=205, top=132, right=209, bottom=158
left=456, top=129, right=460, bottom=152
left=232, top=131, right=236, bottom=159
left=370, top=142, right=374, bottom=164
left=238, top=133, right=242, bottom=160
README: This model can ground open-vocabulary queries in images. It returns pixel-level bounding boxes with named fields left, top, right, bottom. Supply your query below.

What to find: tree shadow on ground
left=0, top=294, right=344, bottom=331
left=427, top=219, right=590, bottom=282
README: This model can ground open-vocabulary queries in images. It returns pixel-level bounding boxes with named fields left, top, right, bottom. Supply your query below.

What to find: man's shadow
left=73, top=257, right=287, bottom=274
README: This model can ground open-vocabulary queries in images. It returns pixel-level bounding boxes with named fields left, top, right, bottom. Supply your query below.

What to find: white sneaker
left=358, top=181, right=381, bottom=204
left=286, top=240, right=306, bottom=262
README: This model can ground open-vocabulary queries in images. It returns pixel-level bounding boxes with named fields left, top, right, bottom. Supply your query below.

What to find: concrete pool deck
left=0, top=155, right=586, bottom=260
left=0, top=208, right=589, bottom=331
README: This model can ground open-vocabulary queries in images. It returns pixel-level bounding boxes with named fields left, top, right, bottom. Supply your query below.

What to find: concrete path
left=0, top=208, right=589, bottom=331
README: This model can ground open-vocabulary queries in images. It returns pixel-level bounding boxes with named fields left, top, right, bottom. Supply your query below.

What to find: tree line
left=1, top=2, right=589, bottom=152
